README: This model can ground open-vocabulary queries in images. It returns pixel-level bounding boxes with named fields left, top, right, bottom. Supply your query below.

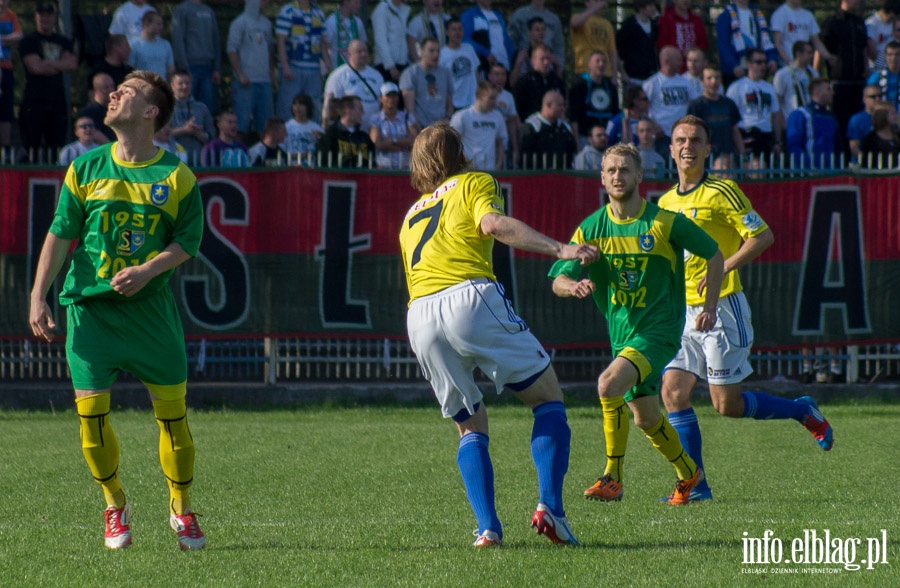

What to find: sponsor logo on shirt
left=741, top=211, right=764, bottom=231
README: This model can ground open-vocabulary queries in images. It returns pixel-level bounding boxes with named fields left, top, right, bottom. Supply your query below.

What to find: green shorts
left=614, top=335, right=679, bottom=403
left=65, top=289, right=188, bottom=391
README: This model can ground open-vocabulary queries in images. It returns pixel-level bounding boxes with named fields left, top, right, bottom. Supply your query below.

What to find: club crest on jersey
left=150, top=184, right=169, bottom=206
left=639, top=234, right=655, bottom=252
left=619, top=270, right=639, bottom=290
left=116, top=229, right=144, bottom=256
left=741, top=211, right=764, bottom=231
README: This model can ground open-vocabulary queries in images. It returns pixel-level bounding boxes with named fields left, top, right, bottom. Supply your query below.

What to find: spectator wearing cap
left=370, top=81, right=418, bottom=169
left=323, top=39, right=385, bottom=129
left=58, top=116, right=101, bottom=166
left=18, top=1, right=77, bottom=157
left=440, top=18, right=480, bottom=111
left=400, top=37, right=453, bottom=127
left=283, top=93, right=323, bottom=164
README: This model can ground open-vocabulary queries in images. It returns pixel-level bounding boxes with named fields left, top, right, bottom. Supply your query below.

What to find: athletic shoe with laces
left=169, top=510, right=206, bottom=550
left=584, top=474, right=623, bottom=501
left=796, top=395, right=833, bottom=451
left=665, top=468, right=705, bottom=506
left=472, top=529, right=502, bottom=547
left=531, top=503, right=580, bottom=546
left=657, top=486, right=713, bottom=503
left=104, top=502, right=132, bottom=550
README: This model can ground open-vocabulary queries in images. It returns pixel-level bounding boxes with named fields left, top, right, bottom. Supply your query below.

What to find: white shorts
left=665, top=292, right=754, bottom=385
left=407, top=278, right=551, bottom=419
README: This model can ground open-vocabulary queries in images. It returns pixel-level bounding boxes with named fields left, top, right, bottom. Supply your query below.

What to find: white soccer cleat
left=472, top=529, right=502, bottom=547
left=531, top=503, right=580, bottom=546
left=104, top=502, right=133, bottom=550
left=169, top=510, right=206, bottom=550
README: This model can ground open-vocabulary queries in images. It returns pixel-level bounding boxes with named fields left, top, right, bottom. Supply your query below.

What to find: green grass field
left=0, top=399, right=897, bottom=587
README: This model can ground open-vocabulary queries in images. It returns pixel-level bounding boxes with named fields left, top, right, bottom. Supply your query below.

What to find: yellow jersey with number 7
left=400, top=172, right=504, bottom=303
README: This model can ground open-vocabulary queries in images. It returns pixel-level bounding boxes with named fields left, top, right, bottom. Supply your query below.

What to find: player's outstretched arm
left=552, top=274, right=596, bottom=299
left=480, top=213, right=599, bottom=264
left=29, top=233, right=74, bottom=341
left=696, top=249, right=724, bottom=333
left=110, top=243, right=192, bottom=298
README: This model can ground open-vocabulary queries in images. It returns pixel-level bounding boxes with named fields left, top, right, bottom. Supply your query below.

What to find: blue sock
left=457, top=432, right=501, bottom=536
left=531, top=401, right=571, bottom=518
left=668, top=408, right=710, bottom=492
left=741, top=391, right=807, bottom=421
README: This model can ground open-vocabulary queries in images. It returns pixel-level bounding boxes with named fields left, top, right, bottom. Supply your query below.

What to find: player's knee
left=596, top=374, right=617, bottom=398
left=712, top=393, right=743, bottom=418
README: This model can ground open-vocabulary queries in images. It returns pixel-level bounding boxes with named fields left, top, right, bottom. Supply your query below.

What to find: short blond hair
left=409, top=122, right=471, bottom=193
left=601, top=142, right=642, bottom=172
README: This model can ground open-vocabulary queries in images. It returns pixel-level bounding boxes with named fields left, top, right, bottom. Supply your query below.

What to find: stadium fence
left=2, top=337, right=898, bottom=385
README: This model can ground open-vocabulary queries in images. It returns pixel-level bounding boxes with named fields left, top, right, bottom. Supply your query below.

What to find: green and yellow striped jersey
left=49, top=144, right=204, bottom=304
left=548, top=199, right=718, bottom=349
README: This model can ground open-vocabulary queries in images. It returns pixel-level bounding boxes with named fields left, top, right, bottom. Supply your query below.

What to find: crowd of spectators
left=3, top=0, right=900, bottom=171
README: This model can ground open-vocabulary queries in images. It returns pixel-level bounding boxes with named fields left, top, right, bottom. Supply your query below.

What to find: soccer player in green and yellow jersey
left=401, top=122, right=598, bottom=547
left=549, top=142, right=725, bottom=505
left=657, top=115, right=833, bottom=503
left=29, top=70, right=206, bottom=550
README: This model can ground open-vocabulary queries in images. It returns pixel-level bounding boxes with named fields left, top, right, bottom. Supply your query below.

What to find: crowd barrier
left=2, top=166, right=898, bottom=383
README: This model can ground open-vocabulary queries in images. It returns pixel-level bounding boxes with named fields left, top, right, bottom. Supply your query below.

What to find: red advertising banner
left=0, top=167, right=895, bottom=345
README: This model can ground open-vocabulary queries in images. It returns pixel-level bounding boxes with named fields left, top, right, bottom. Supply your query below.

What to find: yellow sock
left=641, top=415, right=697, bottom=481
left=600, top=396, right=629, bottom=482
left=152, top=397, right=195, bottom=515
left=75, top=394, right=125, bottom=508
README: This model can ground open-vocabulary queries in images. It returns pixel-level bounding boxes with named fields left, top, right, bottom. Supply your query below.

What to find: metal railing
left=2, top=337, right=896, bottom=385
left=5, top=145, right=899, bottom=178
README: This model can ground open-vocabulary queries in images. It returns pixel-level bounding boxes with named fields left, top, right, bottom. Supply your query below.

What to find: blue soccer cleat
left=796, top=395, right=834, bottom=451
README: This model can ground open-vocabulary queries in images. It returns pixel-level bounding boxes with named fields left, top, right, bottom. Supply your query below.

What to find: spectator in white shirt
left=440, top=19, right=480, bottom=111
left=773, top=40, right=818, bottom=123
left=450, top=80, right=508, bottom=170
left=372, top=0, right=411, bottom=83
left=283, top=92, right=324, bottom=165
left=643, top=46, right=700, bottom=149
left=407, top=0, right=451, bottom=60
left=58, top=116, right=101, bottom=166
left=323, top=40, right=385, bottom=129
left=573, top=124, right=608, bottom=170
